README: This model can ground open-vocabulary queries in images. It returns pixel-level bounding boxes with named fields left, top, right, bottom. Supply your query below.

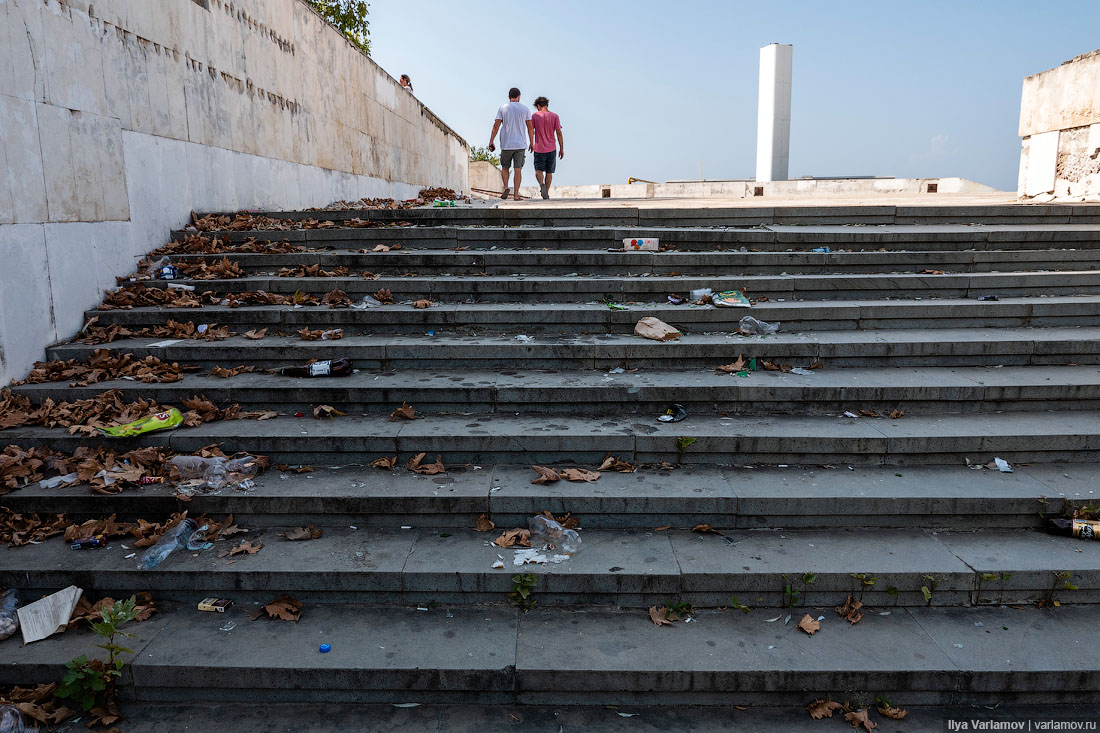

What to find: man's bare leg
left=500, top=167, right=510, bottom=198
left=513, top=168, right=522, bottom=200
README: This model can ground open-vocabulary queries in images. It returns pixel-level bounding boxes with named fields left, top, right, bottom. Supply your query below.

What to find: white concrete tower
left=756, top=43, right=793, bottom=183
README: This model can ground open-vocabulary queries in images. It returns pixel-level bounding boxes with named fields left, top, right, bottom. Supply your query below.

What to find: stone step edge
left=2, top=603, right=1096, bottom=705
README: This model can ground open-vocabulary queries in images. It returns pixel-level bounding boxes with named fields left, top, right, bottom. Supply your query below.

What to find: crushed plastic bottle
left=137, top=518, right=198, bottom=570
left=737, top=315, right=780, bottom=335
left=350, top=295, right=383, bottom=310
left=0, top=705, right=25, bottom=733
left=170, top=455, right=259, bottom=490
left=528, top=516, right=582, bottom=556
left=0, top=589, right=19, bottom=641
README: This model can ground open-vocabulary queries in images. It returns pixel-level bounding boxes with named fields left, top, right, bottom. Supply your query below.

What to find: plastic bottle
left=738, top=315, right=780, bottom=335
left=137, top=518, right=198, bottom=570
left=1047, top=517, right=1100, bottom=540
left=0, top=589, right=19, bottom=642
left=528, top=516, right=582, bottom=556
left=279, top=358, right=353, bottom=378
left=0, top=705, right=25, bottom=733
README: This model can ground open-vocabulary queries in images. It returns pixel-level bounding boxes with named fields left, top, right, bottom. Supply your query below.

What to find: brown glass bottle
left=279, top=358, right=353, bottom=378
left=1047, top=517, right=1100, bottom=540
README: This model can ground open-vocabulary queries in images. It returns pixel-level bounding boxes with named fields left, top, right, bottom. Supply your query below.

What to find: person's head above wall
left=508, top=87, right=520, bottom=101
left=534, top=96, right=549, bottom=109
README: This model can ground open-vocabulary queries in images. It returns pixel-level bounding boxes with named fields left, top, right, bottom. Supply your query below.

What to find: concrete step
left=43, top=328, right=1100, bottom=369
left=81, top=296, right=1100, bottom=335
left=14, top=366, right=1100, bottom=416
left=128, top=270, right=1100, bottom=302
left=167, top=246, right=1100, bottom=275
left=3, top=602, right=1098, bottom=705
left=176, top=222, right=1100, bottom=252
left=1, top=463, right=1080, bottom=530
left=2, top=525, right=1096, bottom=607
left=48, top=701, right=1100, bottom=732
left=194, top=203, right=1100, bottom=227
left=4, top=411, right=1100, bottom=464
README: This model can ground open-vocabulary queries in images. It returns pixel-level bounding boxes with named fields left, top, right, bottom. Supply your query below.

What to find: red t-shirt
left=532, top=110, right=561, bottom=154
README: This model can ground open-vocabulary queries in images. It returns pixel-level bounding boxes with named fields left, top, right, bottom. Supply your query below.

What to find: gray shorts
left=500, top=149, right=526, bottom=169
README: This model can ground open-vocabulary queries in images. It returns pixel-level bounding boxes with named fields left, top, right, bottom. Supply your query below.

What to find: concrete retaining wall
left=0, top=0, right=469, bottom=384
left=469, top=160, right=502, bottom=193
left=1018, top=49, right=1100, bottom=201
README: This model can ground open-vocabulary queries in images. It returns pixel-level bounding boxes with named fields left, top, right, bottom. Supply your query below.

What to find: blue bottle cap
left=319, top=643, right=331, bottom=653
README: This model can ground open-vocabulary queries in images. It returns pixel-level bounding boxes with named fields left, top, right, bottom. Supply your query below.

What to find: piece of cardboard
left=17, top=585, right=83, bottom=644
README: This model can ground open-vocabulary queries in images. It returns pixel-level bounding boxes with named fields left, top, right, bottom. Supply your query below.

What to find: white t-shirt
left=495, top=102, right=532, bottom=151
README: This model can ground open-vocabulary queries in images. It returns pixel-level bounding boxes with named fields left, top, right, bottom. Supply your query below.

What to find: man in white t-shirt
left=488, top=87, right=534, bottom=201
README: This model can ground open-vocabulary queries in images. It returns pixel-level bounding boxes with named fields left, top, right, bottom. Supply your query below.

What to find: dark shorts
left=500, top=149, right=525, bottom=169
left=534, top=151, right=557, bottom=173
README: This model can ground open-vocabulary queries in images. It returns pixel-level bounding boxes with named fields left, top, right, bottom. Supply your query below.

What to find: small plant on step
left=729, top=595, right=751, bottom=613
left=57, top=595, right=141, bottom=722
left=920, top=574, right=940, bottom=606
left=886, top=585, right=899, bottom=607
left=1040, top=570, right=1078, bottom=608
left=509, top=573, right=538, bottom=612
left=665, top=600, right=694, bottom=617
left=850, top=573, right=876, bottom=603
left=800, top=573, right=817, bottom=606
left=782, top=574, right=801, bottom=608
left=675, top=436, right=696, bottom=464
left=978, top=572, right=1013, bottom=606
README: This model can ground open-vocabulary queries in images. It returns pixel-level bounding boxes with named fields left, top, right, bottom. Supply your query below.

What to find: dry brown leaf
left=242, top=328, right=267, bottom=340
left=797, top=613, right=820, bottom=636
left=692, top=524, right=719, bottom=534
left=859, top=409, right=879, bottom=418
left=877, top=705, right=908, bottom=720
left=69, top=592, right=157, bottom=629
left=373, top=244, right=391, bottom=252
left=654, top=525, right=671, bottom=531
left=412, top=299, right=433, bottom=309
left=538, top=510, right=580, bottom=530
left=229, top=539, right=263, bottom=555
left=389, top=402, right=416, bottom=421
left=836, top=595, right=864, bottom=625
left=492, top=528, right=531, bottom=548
left=559, top=468, right=600, bottom=482
left=530, top=465, right=560, bottom=484
left=474, top=514, right=495, bottom=532
left=280, top=525, right=322, bottom=541
left=313, top=404, right=347, bottom=420
left=890, top=409, right=905, bottom=419
left=370, top=456, right=397, bottom=470
left=715, top=355, right=746, bottom=373
left=843, top=709, right=877, bottom=731
left=809, top=360, right=824, bottom=370
left=920, top=269, right=946, bottom=275
left=806, top=699, right=847, bottom=720
left=596, top=453, right=635, bottom=473
left=374, top=288, right=394, bottom=304
left=407, top=452, right=445, bottom=475
left=275, top=464, right=315, bottom=473
left=251, top=595, right=302, bottom=622
left=649, top=605, right=677, bottom=627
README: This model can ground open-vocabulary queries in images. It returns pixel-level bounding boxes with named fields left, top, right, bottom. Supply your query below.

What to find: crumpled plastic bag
left=96, top=407, right=183, bottom=437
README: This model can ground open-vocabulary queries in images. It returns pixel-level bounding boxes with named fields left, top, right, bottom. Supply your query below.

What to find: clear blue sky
left=367, top=1, right=1100, bottom=190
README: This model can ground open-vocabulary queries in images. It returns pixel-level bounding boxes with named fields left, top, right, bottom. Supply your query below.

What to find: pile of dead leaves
left=806, top=697, right=907, bottom=730
left=99, top=282, right=218, bottom=310
left=298, top=327, right=344, bottom=341
left=0, top=683, right=77, bottom=728
left=277, top=264, right=349, bottom=278
left=407, top=453, right=445, bottom=474
left=0, top=507, right=69, bottom=546
left=209, top=364, right=259, bottom=378
left=175, top=256, right=244, bottom=280
left=149, top=232, right=308, bottom=255
left=180, top=395, right=278, bottom=424
left=836, top=595, right=864, bottom=625
left=0, top=444, right=172, bottom=496
left=15, top=350, right=197, bottom=387
left=373, top=288, right=394, bottom=304
left=1, top=388, right=168, bottom=433
left=67, top=592, right=158, bottom=630
left=222, top=289, right=310, bottom=307
left=249, top=595, right=302, bottom=621
left=530, top=466, right=601, bottom=484
left=76, top=317, right=233, bottom=345
left=322, top=289, right=352, bottom=308
left=313, top=187, right=461, bottom=211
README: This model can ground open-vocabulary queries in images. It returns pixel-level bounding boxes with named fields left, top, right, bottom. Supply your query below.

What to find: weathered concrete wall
left=0, top=0, right=469, bottom=384
left=1018, top=49, right=1100, bottom=200
left=469, top=160, right=502, bottom=193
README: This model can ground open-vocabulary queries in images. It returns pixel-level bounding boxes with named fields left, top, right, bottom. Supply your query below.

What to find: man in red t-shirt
left=531, top=96, right=564, bottom=200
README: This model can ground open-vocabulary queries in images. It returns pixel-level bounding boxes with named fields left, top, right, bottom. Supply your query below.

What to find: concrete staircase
left=4, top=204, right=1100, bottom=713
